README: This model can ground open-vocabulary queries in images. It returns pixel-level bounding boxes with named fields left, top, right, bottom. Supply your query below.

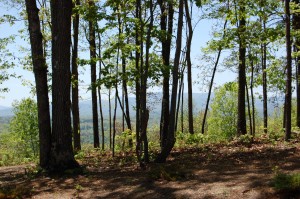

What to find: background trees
left=0, top=0, right=299, bottom=170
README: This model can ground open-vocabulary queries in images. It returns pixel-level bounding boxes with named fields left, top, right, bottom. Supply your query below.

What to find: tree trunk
left=122, top=56, right=132, bottom=147
left=175, top=67, right=185, bottom=132
left=72, top=0, right=81, bottom=152
left=50, top=0, right=78, bottom=170
left=201, top=20, right=227, bottom=134
left=112, top=89, right=118, bottom=157
left=285, top=0, right=292, bottom=141
left=156, top=0, right=183, bottom=163
left=237, top=4, right=247, bottom=136
left=135, top=0, right=141, bottom=152
left=246, top=83, right=252, bottom=135
left=250, top=51, right=256, bottom=136
left=293, top=0, right=300, bottom=128
left=89, top=0, right=100, bottom=148
left=185, top=0, right=194, bottom=134
left=262, top=22, right=268, bottom=134
left=137, top=0, right=154, bottom=163
left=109, top=88, right=112, bottom=149
left=159, top=0, right=173, bottom=148
left=96, top=26, right=105, bottom=150
left=25, top=0, right=51, bottom=168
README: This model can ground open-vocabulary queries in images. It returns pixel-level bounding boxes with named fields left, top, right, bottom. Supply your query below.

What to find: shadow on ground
left=1, top=142, right=300, bottom=199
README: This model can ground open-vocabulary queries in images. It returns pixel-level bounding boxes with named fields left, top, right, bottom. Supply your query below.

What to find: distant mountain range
left=0, top=92, right=280, bottom=120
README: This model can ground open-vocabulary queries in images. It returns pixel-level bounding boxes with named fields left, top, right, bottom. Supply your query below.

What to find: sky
left=0, top=2, right=237, bottom=107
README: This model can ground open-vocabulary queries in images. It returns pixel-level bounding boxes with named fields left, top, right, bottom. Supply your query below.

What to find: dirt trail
left=1, top=142, right=300, bottom=199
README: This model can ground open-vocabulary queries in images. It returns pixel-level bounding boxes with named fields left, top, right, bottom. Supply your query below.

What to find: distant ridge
left=0, top=92, right=279, bottom=118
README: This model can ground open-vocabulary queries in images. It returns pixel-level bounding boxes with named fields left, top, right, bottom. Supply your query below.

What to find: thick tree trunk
left=25, top=0, right=51, bottom=168
left=50, top=0, right=78, bottom=170
left=185, top=0, right=194, bottom=134
left=156, top=0, right=183, bottom=163
left=72, top=0, right=81, bottom=152
left=237, top=4, right=247, bottom=136
left=285, top=0, right=292, bottom=141
left=89, top=0, right=100, bottom=148
left=158, top=0, right=173, bottom=148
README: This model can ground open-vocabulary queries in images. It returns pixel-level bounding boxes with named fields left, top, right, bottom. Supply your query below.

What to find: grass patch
left=271, top=172, right=300, bottom=192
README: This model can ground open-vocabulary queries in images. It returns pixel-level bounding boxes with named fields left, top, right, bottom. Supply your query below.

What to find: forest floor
left=1, top=137, right=300, bottom=199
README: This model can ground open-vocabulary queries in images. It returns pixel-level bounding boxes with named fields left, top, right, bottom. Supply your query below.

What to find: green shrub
left=0, top=98, right=39, bottom=166
left=272, top=172, right=300, bottom=191
left=207, top=82, right=238, bottom=141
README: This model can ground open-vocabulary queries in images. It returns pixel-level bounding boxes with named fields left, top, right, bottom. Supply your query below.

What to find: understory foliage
left=272, top=169, right=300, bottom=192
left=207, top=82, right=238, bottom=141
left=0, top=98, right=38, bottom=166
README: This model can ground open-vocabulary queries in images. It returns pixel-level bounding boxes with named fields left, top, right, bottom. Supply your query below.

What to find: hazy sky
left=0, top=3, right=236, bottom=107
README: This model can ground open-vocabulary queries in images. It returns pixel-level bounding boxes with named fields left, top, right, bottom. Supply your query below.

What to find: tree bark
left=250, top=50, right=256, bottom=136
left=135, top=0, right=141, bottom=153
left=285, top=0, right=292, bottom=141
left=89, top=0, right=100, bottom=148
left=262, top=20, right=268, bottom=134
left=72, top=0, right=81, bottom=152
left=122, top=55, right=132, bottom=147
left=25, top=0, right=51, bottom=169
left=96, top=25, right=105, bottom=150
left=156, top=0, right=184, bottom=163
left=158, top=0, right=173, bottom=148
left=185, top=0, right=194, bottom=134
left=175, top=67, right=185, bottom=132
left=237, top=4, right=247, bottom=136
left=50, top=0, right=78, bottom=170
left=293, top=0, right=300, bottom=128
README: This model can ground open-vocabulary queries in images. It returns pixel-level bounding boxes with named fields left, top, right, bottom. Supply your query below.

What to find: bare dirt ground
left=1, top=139, right=300, bottom=199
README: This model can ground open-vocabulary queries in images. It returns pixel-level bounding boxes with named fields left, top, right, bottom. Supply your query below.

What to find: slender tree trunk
left=89, top=0, right=100, bottom=148
left=109, top=88, right=112, bottom=149
left=122, top=56, right=133, bottom=147
left=250, top=51, right=256, bottom=136
left=237, top=4, right=247, bottom=136
left=135, top=0, right=141, bottom=161
left=202, top=20, right=227, bottom=134
left=112, top=89, right=118, bottom=157
left=181, top=82, right=184, bottom=134
left=135, top=0, right=141, bottom=152
left=50, top=0, right=78, bottom=170
left=285, top=0, right=292, bottom=141
left=122, top=56, right=131, bottom=128
left=72, top=0, right=81, bottom=152
left=246, top=83, right=252, bottom=135
left=96, top=27, right=105, bottom=150
left=25, top=0, right=51, bottom=168
left=293, top=0, right=300, bottom=128
left=156, top=0, right=184, bottom=163
left=185, top=0, right=194, bottom=134
left=158, top=0, right=173, bottom=148
left=175, top=67, right=185, bottom=132
left=138, top=0, right=154, bottom=163
left=262, top=21, right=268, bottom=134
